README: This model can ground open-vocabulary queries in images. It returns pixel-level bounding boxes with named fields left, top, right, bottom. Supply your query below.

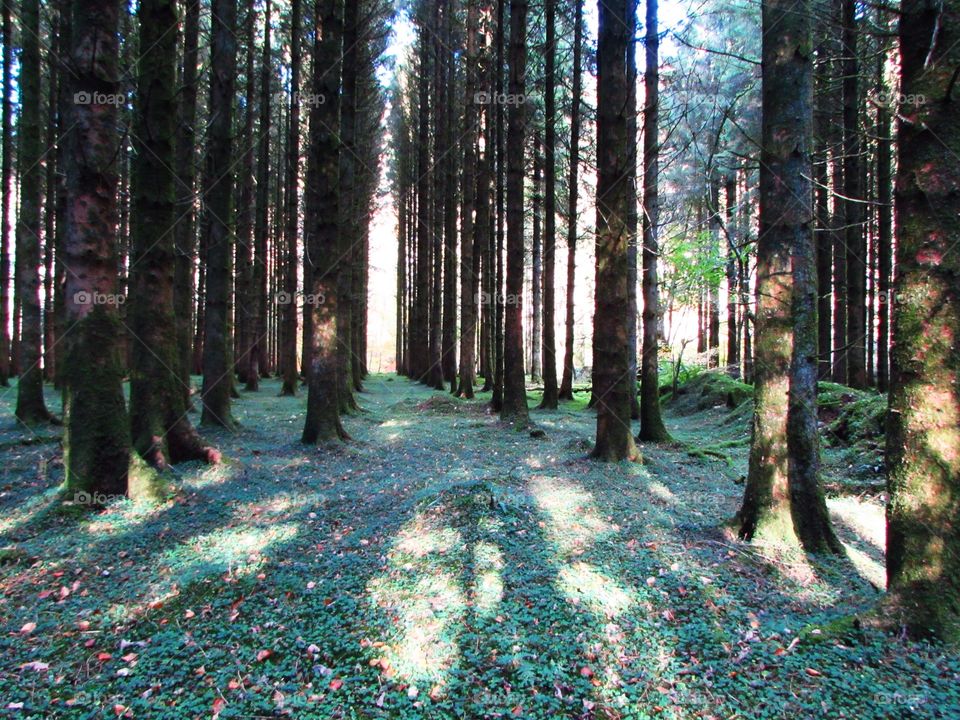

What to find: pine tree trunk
left=558, top=0, right=583, bottom=402
left=625, top=0, right=640, bottom=419
left=62, top=0, right=130, bottom=494
left=14, top=0, right=50, bottom=425
left=302, top=0, right=347, bottom=444
left=638, top=0, right=670, bottom=442
left=491, top=0, right=506, bottom=410
left=200, top=0, right=239, bottom=429
left=236, top=6, right=257, bottom=389
left=885, top=0, right=960, bottom=643
left=739, top=0, right=837, bottom=552
left=592, top=0, right=639, bottom=461
left=875, top=44, right=892, bottom=393
left=413, top=8, right=432, bottom=384
left=0, top=0, right=11, bottom=386
left=129, top=0, right=216, bottom=468
left=725, top=174, right=740, bottom=377
left=539, top=0, right=558, bottom=408
left=530, top=133, right=542, bottom=383
left=842, top=0, right=866, bottom=388
left=500, top=0, right=530, bottom=425
left=280, top=0, right=301, bottom=396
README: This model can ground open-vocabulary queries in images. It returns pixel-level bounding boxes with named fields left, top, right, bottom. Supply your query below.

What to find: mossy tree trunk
left=200, top=0, right=238, bottom=429
left=740, top=0, right=837, bottom=553
left=558, top=0, right=583, bottom=403
left=591, top=0, right=639, bottom=462
left=62, top=0, right=129, bottom=495
left=638, top=0, right=671, bottom=443
left=302, top=0, right=347, bottom=444
left=129, top=0, right=217, bottom=469
left=500, top=0, right=530, bottom=426
left=13, top=0, right=50, bottom=425
left=885, top=0, right=960, bottom=644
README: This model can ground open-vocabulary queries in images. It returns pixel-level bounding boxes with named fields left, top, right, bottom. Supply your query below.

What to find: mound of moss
left=667, top=371, right=754, bottom=415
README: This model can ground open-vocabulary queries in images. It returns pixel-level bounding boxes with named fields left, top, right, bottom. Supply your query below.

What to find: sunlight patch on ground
left=647, top=480, right=677, bottom=505
left=471, top=541, right=504, bottom=615
left=83, top=496, right=174, bottom=535
left=843, top=542, right=886, bottom=589
left=181, top=458, right=242, bottom=489
left=828, top=496, right=886, bottom=554
left=0, top=486, right=60, bottom=535
left=558, top=562, right=632, bottom=618
left=529, top=476, right=614, bottom=555
left=393, top=515, right=463, bottom=558
left=231, top=492, right=326, bottom=522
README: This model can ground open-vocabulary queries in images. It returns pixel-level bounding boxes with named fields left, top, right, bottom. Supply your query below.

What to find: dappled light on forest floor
left=0, top=376, right=956, bottom=718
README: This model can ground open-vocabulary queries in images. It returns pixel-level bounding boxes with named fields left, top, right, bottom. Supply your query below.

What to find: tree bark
left=558, top=0, right=583, bottom=402
left=500, top=0, right=530, bottom=425
left=639, top=0, right=670, bottom=442
left=0, top=0, right=11, bottom=386
left=539, top=0, right=558, bottom=408
left=592, top=0, right=639, bottom=461
left=14, top=0, right=50, bottom=424
left=885, top=0, right=960, bottom=643
left=280, top=0, right=301, bottom=396
left=200, top=0, right=239, bottom=429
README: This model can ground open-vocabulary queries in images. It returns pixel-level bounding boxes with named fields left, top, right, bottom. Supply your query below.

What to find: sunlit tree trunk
left=885, top=0, right=960, bottom=643
left=739, top=0, right=837, bottom=552
left=539, top=0, right=558, bottom=408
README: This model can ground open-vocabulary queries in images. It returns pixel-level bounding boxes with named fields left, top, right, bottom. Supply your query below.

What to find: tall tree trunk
left=638, top=0, right=670, bottom=442
left=725, top=174, right=740, bottom=377
left=491, top=0, right=506, bottom=410
left=0, top=0, right=11, bottom=386
left=539, top=0, right=558, bottom=408
left=200, top=0, right=239, bottom=429
left=707, top=177, right=721, bottom=368
left=738, top=0, right=838, bottom=552
left=236, top=5, right=257, bottom=388
left=129, top=0, right=216, bottom=468
left=280, top=0, right=301, bottom=396
left=457, top=0, right=481, bottom=398
left=413, top=9, right=432, bottom=384
left=558, top=0, right=582, bottom=401
left=885, top=0, right=960, bottom=643
left=250, top=0, right=273, bottom=389
left=500, top=0, right=530, bottom=424
left=302, top=0, right=347, bottom=443
left=625, top=0, right=640, bottom=419
left=530, top=133, right=542, bottom=382
left=63, top=0, right=131, bottom=494
left=592, top=0, right=639, bottom=461
left=842, top=0, right=866, bottom=388
left=875, top=42, right=892, bottom=393
left=441, top=2, right=458, bottom=392
left=173, top=0, right=199, bottom=406
left=43, top=19, right=58, bottom=384
left=14, top=0, right=50, bottom=424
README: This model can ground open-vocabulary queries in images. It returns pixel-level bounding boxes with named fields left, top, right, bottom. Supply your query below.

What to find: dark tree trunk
left=236, top=5, right=257, bottom=388
left=875, top=44, right=892, bottom=393
left=0, top=0, right=10, bottom=386
left=638, top=0, right=670, bottom=442
left=413, top=8, right=432, bottom=384
left=739, top=0, right=838, bottom=553
left=707, top=177, right=721, bottom=368
left=530, top=133, right=542, bottom=382
left=725, top=174, right=740, bottom=377
left=592, top=0, right=639, bottom=461
left=302, top=0, right=347, bottom=444
left=500, top=0, right=530, bottom=425
left=491, top=0, right=506, bottom=410
left=174, top=0, right=200, bottom=405
left=250, top=0, right=273, bottom=389
left=625, top=0, right=640, bottom=419
left=129, top=0, right=216, bottom=468
left=14, top=0, right=50, bottom=425
left=558, top=0, right=583, bottom=402
left=457, top=0, right=482, bottom=398
left=62, top=0, right=130, bottom=494
left=440, top=0, right=457, bottom=391
left=200, top=0, right=239, bottom=429
left=280, top=0, right=301, bottom=396
left=539, top=0, right=558, bottom=408
left=842, top=0, right=866, bottom=388
left=885, top=0, right=960, bottom=643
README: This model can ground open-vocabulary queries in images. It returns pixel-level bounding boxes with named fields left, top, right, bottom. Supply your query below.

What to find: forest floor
left=0, top=373, right=957, bottom=719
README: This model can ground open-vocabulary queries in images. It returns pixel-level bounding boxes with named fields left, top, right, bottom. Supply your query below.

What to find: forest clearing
left=0, top=0, right=957, bottom=716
